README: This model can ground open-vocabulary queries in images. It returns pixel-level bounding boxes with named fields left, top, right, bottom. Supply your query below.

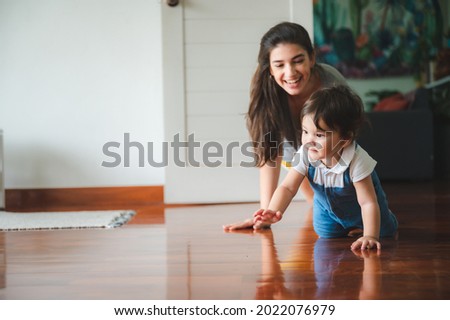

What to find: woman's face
left=269, top=43, right=315, bottom=96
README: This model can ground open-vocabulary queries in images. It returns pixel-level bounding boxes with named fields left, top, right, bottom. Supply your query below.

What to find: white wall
left=0, top=0, right=164, bottom=188
left=0, top=0, right=420, bottom=191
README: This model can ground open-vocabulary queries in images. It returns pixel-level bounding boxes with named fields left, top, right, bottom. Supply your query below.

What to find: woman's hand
left=351, top=236, right=381, bottom=251
left=223, top=218, right=254, bottom=231
left=223, top=208, right=283, bottom=231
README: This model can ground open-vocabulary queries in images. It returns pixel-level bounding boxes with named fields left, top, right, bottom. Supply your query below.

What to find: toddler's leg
left=313, top=206, right=347, bottom=238
left=347, top=228, right=363, bottom=238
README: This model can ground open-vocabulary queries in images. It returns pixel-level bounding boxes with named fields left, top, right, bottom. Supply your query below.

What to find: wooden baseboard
left=5, top=186, right=164, bottom=211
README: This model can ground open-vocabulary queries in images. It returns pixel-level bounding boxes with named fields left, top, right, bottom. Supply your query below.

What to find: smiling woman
left=225, top=22, right=349, bottom=231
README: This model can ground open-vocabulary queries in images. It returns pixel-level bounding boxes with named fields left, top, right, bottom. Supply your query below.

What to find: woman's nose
left=286, top=63, right=296, bottom=76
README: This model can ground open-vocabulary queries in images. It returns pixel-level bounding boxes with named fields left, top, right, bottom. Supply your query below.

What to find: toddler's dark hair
left=301, top=85, right=366, bottom=140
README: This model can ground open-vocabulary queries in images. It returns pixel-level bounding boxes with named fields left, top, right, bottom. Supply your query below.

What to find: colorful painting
left=313, top=0, right=444, bottom=79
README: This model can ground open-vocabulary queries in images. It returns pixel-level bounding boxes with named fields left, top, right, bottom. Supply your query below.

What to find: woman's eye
left=316, top=133, right=324, bottom=138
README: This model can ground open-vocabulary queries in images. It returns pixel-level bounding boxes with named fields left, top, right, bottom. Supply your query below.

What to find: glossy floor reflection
left=0, top=181, right=450, bottom=299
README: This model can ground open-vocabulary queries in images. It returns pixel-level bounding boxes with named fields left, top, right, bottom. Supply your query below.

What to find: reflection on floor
left=0, top=181, right=450, bottom=299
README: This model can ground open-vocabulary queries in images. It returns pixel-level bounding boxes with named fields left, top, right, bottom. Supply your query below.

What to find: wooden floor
left=1, top=181, right=450, bottom=300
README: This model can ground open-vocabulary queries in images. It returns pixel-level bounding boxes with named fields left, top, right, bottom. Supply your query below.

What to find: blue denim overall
left=307, top=164, right=398, bottom=239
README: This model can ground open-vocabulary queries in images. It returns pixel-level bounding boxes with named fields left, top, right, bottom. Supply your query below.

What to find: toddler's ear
left=341, top=135, right=354, bottom=148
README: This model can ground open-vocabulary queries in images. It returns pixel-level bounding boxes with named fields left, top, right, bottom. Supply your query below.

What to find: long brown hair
left=247, top=22, right=315, bottom=166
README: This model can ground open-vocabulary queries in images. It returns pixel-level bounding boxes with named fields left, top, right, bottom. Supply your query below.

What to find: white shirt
left=292, top=142, right=377, bottom=188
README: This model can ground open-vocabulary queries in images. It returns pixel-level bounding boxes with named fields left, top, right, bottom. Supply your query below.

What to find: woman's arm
left=259, top=156, right=282, bottom=208
left=223, top=157, right=282, bottom=231
left=351, top=175, right=381, bottom=250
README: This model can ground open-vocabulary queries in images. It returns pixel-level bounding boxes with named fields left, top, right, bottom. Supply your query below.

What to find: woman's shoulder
left=316, top=63, right=347, bottom=87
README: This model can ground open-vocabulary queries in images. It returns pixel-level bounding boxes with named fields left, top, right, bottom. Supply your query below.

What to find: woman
left=224, top=22, right=347, bottom=230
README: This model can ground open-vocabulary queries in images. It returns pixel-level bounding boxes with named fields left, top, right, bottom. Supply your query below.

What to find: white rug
left=0, top=210, right=136, bottom=231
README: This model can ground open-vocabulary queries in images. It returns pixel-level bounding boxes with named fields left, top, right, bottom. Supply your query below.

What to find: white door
left=162, top=0, right=313, bottom=203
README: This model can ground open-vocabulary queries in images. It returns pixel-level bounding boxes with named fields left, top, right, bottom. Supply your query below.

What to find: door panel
left=162, top=0, right=312, bottom=203
left=183, top=0, right=290, bottom=19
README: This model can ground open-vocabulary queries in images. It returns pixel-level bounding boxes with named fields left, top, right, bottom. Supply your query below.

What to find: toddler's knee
left=313, top=225, right=345, bottom=239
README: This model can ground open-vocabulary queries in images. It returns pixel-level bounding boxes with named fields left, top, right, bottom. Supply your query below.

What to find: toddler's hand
left=351, top=236, right=381, bottom=251
left=253, top=209, right=283, bottom=229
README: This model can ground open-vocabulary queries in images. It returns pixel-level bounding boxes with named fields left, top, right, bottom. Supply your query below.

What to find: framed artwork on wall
left=313, top=0, right=444, bottom=79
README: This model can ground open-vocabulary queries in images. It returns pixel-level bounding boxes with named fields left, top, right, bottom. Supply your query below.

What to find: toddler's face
left=301, top=114, right=349, bottom=167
